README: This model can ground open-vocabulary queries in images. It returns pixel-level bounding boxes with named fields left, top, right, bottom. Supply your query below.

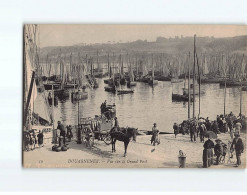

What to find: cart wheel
left=103, top=133, right=112, bottom=145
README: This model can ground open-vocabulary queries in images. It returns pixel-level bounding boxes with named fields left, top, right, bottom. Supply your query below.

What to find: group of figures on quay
left=23, top=24, right=247, bottom=168
left=24, top=97, right=245, bottom=168
left=172, top=112, right=245, bottom=167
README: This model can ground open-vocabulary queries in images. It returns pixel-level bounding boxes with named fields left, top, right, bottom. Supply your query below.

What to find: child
left=221, top=141, right=228, bottom=163
left=214, top=139, right=223, bottom=165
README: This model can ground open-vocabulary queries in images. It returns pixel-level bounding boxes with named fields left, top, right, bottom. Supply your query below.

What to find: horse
left=110, top=127, right=138, bottom=157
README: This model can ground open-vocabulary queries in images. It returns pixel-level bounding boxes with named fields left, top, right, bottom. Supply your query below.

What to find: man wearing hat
left=110, top=117, right=119, bottom=133
left=114, top=117, right=119, bottom=128
left=214, top=139, right=223, bottom=165
left=203, top=136, right=215, bottom=168
left=199, top=123, right=206, bottom=143
left=231, top=134, right=244, bottom=167
left=151, top=123, right=160, bottom=146
left=173, top=122, right=179, bottom=138
left=190, top=121, right=196, bottom=142
left=57, top=121, right=66, bottom=146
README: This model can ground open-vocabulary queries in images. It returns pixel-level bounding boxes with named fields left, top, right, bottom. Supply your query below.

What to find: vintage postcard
left=23, top=24, right=246, bottom=168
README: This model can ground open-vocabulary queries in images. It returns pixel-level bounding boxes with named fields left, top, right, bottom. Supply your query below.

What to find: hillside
left=40, top=35, right=247, bottom=60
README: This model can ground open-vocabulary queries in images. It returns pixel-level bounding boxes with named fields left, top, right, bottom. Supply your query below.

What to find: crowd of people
left=24, top=121, right=74, bottom=152
left=173, top=112, right=245, bottom=143
left=23, top=130, right=44, bottom=151
left=203, top=133, right=244, bottom=167
left=24, top=106, right=245, bottom=168
left=172, top=112, right=245, bottom=168
left=56, top=121, right=73, bottom=146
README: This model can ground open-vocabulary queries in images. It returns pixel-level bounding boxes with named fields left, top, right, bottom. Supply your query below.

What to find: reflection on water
left=35, top=79, right=246, bottom=133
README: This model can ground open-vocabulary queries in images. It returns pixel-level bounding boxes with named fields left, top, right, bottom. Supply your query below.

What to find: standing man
left=205, top=117, right=211, bottom=131
left=57, top=121, right=66, bottom=146
left=114, top=117, right=119, bottom=128
left=111, top=117, right=119, bottom=133
left=173, top=123, right=179, bottom=138
left=235, top=122, right=242, bottom=135
left=212, top=120, right=220, bottom=135
left=199, top=123, right=206, bottom=143
left=203, top=136, right=215, bottom=168
left=231, top=134, right=244, bottom=167
left=151, top=123, right=160, bottom=145
left=190, top=121, right=196, bottom=142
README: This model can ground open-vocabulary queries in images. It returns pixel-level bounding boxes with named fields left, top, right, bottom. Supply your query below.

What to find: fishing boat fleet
left=23, top=25, right=246, bottom=152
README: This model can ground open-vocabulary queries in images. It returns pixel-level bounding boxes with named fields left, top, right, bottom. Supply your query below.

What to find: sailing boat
left=23, top=25, right=52, bottom=148
left=171, top=57, right=183, bottom=83
left=54, top=54, right=70, bottom=99
left=104, top=53, right=114, bottom=85
left=87, top=55, right=98, bottom=88
left=104, top=66, right=116, bottom=93
left=183, top=54, right=205, bottom=96
left=71, top=55, right=89, bottom=101
left=119, top=54, right=126, bottom=85
left=148, top=54, right=158, bottom=86
left=127, top=55, right=137, bottom=87
left=94, top=50, right=103, bottom=78
left=172, top=52, right=194, bottom=103
left=116, top=54, right=134, bottom=94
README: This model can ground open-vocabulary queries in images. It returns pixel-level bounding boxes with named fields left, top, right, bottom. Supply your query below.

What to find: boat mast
left=52, top=84, right=56, bottom=144
left=121, top=54, right=123, bottom=77
left=136, top=56, right=138, bottom=77
left=193, top=35, right=196, bottom=119
left=107, top=52, right=110, bottom=76
left=69, top=52, right=74, bottom=91
left=184, top=56, right=186, bottom=89
left=76, top=88, right=82, bottom=144
left=196, top=53, right=201, bottom=118
left=152, top=54, right=154, bottom=83
left=23, top=30, right=27, bottom=129
left=112, top=52, right=115, bottom=83
left=223, top=54, right=227, bottom=117
left=97, top=49, right=99, bottom=70
left=240, top=82, right=242, bottom=115
left=240, top=54, right=245, bottom=115
left=188, top=52, right=191, bottom=120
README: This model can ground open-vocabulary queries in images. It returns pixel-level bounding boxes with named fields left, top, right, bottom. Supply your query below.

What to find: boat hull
left=171, top=79, right=184, bottom=83
left=104, top=78, right=113, bottom=84
left=183, top=88, right=205, bottom=95
left=71, top=91, right=88, bottom=100
left=54, top=89, right=70, bottom=99
left=44, top=83, right=60, bottom=90
left=127, top=81, right=137, bottom=87
left=104, top=86, right=116, bottom=93
left=219, top=80, right=247, bottom=87
left=117, top=89, right=134, bottom=95
left=242, top=86, right=247, bottom=91
left=148, top=80, right=158, bottom=86
left=172, top=94, right=194, bottom=102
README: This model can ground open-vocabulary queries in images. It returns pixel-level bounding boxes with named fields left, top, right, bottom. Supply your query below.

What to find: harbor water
left=34, top=78, right=247, bottom=133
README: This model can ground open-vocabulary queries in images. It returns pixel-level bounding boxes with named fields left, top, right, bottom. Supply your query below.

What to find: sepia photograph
left=23, top=24, right=246, bottom=168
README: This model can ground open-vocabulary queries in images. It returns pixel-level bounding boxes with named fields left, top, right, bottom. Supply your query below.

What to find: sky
left=38, top=24, right=247, bottom=48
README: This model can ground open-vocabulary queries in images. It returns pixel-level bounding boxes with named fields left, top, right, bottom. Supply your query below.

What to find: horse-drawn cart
left=79, top=115, right=114, bottom=147
left=76, top=103, right=117, bottom=148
